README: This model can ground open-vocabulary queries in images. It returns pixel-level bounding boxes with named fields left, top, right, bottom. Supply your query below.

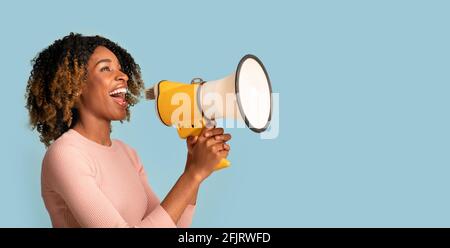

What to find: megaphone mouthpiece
left=145, top=87, right=156, bottom=100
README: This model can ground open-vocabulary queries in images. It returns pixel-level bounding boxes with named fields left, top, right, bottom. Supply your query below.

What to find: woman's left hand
left=184, top=128, right=232, bottom=174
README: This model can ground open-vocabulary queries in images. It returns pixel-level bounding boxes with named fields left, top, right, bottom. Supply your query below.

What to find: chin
left=110, top=112, right=127, bottom=121
left=116, top=115, right=127, bottom=121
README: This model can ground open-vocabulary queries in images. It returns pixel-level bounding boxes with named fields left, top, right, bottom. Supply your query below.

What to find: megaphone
left=145, top=54, right=272, bottom=170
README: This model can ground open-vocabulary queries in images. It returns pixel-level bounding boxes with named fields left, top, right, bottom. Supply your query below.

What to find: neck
left=73, top=113, right=112, bottom=147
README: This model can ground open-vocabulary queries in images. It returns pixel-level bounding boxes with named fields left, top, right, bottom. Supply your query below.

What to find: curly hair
left=25, top=33, right=144, bottom=147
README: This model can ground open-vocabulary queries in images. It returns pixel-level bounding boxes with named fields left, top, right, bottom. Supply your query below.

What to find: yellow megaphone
left=145, top=54, right=272, bottom=171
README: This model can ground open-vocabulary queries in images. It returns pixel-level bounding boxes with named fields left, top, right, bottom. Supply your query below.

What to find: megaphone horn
left=199, top=54, right=272, bottom=132
left=146, top=54, right=273, bottom=170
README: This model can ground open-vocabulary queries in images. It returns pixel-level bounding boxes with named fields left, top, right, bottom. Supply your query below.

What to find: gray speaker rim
left=235, top=54, right=273, bottom=133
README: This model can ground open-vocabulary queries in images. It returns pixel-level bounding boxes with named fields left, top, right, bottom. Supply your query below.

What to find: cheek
left=88, top=75, right=109, bottom=95
left=83, top=76, right=110, bottom=105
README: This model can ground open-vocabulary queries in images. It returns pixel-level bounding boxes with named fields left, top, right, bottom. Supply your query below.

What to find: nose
left=116, top=70, right=129, bottom=85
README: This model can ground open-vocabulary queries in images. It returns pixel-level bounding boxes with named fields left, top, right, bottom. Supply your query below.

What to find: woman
left=25, top=33, right=231, bottom=227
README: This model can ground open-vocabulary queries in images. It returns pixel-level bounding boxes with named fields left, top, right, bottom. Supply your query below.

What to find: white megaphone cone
left=198, top=54, right=272, bottom=132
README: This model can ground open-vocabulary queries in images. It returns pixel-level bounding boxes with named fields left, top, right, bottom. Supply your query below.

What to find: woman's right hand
left=185, top=126, right=232, bottom=183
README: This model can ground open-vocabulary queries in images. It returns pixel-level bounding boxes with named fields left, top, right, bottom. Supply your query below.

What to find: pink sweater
left=41, top=129, right=195, bottom=228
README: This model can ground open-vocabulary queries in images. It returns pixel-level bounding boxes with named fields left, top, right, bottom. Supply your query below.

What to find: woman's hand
left=184, top=126, right=232, bottom=183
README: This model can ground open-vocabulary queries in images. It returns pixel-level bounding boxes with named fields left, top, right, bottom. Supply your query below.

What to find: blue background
left=1, top=0, right=449, bottom=227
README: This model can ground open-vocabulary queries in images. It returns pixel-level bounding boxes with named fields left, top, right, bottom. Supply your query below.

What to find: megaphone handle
left=215, top=158, right=231, bottom=171
left=204, top=121, right=231, bottom=171
left=177, top=127, right=231, bottom=171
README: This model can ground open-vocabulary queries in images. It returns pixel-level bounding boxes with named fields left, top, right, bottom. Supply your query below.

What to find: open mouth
left=109, top=87, right=128, bottom=107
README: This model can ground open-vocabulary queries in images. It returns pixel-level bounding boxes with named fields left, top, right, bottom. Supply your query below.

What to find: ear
left=73, top=78, right=89, bottom=109
left=73, top=89, right=83, bottom=109
left=73, top=98, right=80, bottom=109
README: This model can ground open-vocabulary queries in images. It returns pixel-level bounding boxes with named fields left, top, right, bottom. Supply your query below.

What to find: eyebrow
left=95, top=59, right=112, bottom=67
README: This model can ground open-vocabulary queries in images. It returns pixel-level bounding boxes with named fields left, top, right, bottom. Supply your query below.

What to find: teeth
left=109, top=87, right=127, bottom=96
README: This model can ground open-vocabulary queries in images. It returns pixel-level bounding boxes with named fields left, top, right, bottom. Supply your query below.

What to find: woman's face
left=78, top=46, right=129, bottom=121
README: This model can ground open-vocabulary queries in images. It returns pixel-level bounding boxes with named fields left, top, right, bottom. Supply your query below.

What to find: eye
left=100, top=66, right=111, bottom=72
